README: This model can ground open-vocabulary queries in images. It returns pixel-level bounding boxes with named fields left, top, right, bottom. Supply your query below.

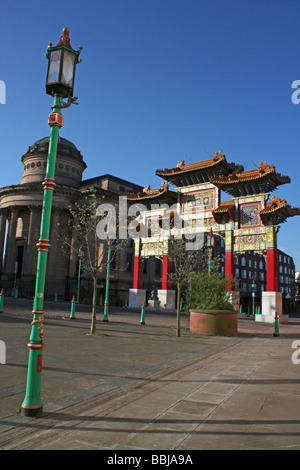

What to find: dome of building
left=21, top=137, right=87, bottom=188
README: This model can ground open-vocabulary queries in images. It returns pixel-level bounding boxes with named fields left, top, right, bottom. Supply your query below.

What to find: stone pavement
left=0, top=297, right=300, bottom=451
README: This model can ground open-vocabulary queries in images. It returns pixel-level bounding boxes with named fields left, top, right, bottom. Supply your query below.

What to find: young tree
left=58, top=189, right=124, bottom=335
left=167, top=236, right=199, bottom=337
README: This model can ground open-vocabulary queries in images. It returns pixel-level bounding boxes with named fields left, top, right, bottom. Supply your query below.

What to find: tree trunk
left=90, top=273, right=98, bottom=335
left=176, top=283, right=181, bottom=337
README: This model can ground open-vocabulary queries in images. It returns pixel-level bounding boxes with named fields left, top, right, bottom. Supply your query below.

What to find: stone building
left=0, top=136, right=142, bottom=303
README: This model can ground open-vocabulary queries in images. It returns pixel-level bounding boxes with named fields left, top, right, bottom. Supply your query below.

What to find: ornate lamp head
left=45, top=28, right=82, bottom=98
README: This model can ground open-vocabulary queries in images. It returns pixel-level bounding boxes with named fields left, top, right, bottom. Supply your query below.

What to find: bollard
left=140, top=302, right=146, bottom=325
left=99, top=295, right=103, bottom=306
left=239, top=305, right=242, bottom=313
left=274, top=312, right=280, bottom=337
left=70, top=295, right=76, bottom=319
left=124, top=298, right=128, bottom=308
left=14, top=288, right=18, bottom=299
left=257, top=305, right=261, bottom=315
left=0, top=289, right=4, bottom=313
left=54, top=292, right=58, bottom=302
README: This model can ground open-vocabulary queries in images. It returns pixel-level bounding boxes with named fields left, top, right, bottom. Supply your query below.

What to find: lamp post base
left=21, top=404, right=43, bottom=417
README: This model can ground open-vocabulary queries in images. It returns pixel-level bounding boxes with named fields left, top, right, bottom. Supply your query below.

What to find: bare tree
left=167, top=237, right=199, bottom=337
left=57, top=189, right=125, bottom=335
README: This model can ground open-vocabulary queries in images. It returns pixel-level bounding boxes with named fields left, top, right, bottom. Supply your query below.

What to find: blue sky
left=1, top=0, right=300, bottom=269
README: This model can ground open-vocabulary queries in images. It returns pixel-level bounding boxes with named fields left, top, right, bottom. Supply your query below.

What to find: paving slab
left=0, top=297, right=300, bottom=451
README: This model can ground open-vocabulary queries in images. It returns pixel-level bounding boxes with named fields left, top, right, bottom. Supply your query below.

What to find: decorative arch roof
left=260, top=196, right=300, bottom=225
left=127, top=181, right=177, bottom=204
left=210, top=161, right=290, bottom=197
left=155, top=152, right=242, bottom=187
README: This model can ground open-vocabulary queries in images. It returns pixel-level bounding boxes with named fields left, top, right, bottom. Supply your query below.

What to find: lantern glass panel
left=62, top=50, right=76, bottom=88
left=47, top=49, right=62, bottom=84
left=207, top=233, right=214, bottom=248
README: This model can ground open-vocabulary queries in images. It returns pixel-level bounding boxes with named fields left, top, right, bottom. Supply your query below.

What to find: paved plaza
left=0, top=297, right=300, bottom=451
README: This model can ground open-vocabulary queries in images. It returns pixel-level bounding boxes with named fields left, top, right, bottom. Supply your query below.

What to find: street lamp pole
left=21, top=28, right=82, bottom=417
left=251, top=279, right=256, bottom=316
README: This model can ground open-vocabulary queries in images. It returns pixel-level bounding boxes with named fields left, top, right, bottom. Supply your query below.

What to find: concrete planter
left=190, top=309, right=238, bottom=336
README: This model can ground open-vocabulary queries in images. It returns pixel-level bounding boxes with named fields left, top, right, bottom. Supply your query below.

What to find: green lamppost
left=251, top=279, right=256, bottom=316
left=103, top=241, right=111, bottom=322
left=207, top=228, right=214, bottom=273
left=21, top=28, right=82, bottom=417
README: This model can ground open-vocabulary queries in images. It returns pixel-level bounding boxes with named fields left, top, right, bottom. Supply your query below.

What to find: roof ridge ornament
left=176, top=160, right=185, bottom=169
left=143, top=184, right=151, bottom=193
left=214, top=151, right=225, bottom=161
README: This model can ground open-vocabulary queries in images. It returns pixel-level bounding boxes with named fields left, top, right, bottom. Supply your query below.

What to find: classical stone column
left=24, top=205, right=40, bottom=276
left=47, top=208, right=61, bottom=271
left=3, top=206, right=19, bottom=276
left=0, top=208, right=8, bottom=275
left=68, top=218, right=78, bottom=279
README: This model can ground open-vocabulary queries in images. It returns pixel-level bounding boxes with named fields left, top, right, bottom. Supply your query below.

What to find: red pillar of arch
left=225, top=250, right=235, bottom=291
left=266, top=248, right=278, bottom=292
left=162, top=254, right=172, bottom=290
left=133, top=255, right=143, bottom=289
